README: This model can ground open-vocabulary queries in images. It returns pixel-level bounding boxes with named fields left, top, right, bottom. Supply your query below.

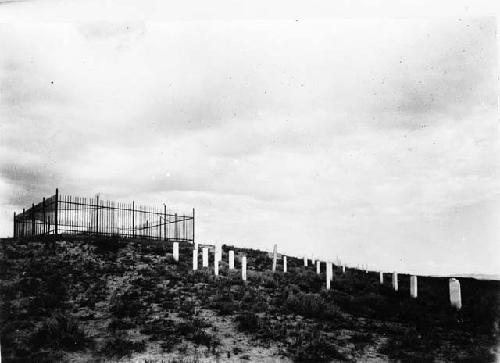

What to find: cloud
left=0, top=18, right=498, bottom=275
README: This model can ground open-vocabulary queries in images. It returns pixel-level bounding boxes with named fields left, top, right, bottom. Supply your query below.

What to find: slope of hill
left=0, top=237, right=499, bottom=362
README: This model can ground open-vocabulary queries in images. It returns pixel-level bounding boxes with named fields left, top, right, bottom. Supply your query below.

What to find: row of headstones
left=313, top=257, right=462, bottom=310
left=172, top=242, right=462, bottom=310
left=380, top=271, right=462, bottom=309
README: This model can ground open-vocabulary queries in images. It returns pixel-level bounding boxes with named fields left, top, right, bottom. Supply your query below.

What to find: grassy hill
left=0, top=237, right=499, bottom=362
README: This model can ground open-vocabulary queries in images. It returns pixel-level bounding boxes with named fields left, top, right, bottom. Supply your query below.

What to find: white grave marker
left=379, top=271, right=384, bottom=284
left=410, top=275, right=417, bottom=298
left=326, top=262, right=332, bottom=290
left=173, top=242, right=179, bottom=262
left=449, top=278, right=462, bottom=309
left=316, top=260, right=321, bottom=274
left=215, top=244, right=222, bottom=263
left=229, top=250, right=235, bottom=269
left=202, top=247, right=208, bottom=267
left=304, top=256, right=308, bottom=267
left=342, top=265, right=346, bottom=274
left=192, top=248, right=198, bottom=270
left=241, top=256, right=247, bottom=281
left=283, top=256, right=287, bottom=273
left=214, top=256, right=219, bottom=276
left=272, top=244, right=277, bottom=273
left=392, top=272, right=398, bottom=291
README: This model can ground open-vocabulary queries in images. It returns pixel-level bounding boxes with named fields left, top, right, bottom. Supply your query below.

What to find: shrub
left=101, top=336, right=146, bottom=358
left=289, top=334, right=347, bottom=362
left=31, top=312, right=87, bottom=351
left=236, top=312, right=260, bottom=333
left=109, top=290, right=143, bottom=319
left=108, top=318, right=136, bottom=332
left=176, top=318, right=219, bottom=348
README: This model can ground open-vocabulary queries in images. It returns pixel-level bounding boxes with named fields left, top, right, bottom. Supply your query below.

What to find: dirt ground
left=1, top=237, right=499, bottom=362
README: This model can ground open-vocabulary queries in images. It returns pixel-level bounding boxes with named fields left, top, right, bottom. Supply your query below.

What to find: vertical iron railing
left=13, top=189, right=195, bottom=242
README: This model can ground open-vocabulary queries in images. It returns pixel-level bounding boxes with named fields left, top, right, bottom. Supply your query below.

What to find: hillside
left=0, top=237, right=499, bottom=362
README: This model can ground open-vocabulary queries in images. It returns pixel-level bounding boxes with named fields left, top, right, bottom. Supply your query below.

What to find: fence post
left=316, top=260, right=321, bottom=274
left=192, top=208, right=195, bottom=245
left=164, top=204, right=167, bottom=241
left=379, top=271, right=384, bottom=284
left=96, top=195, right=99, bottom=234
left=22, top=208, right=25, bottom=237
left=54, top=188, right=58, bottom=235
left=42, top=197, right=46, bottom=234
left=342, top=265, right=346, bottom=274
left=174, top=213, right=178, bottom=240
left=272, top=244, right=277, bottom=273
left=31, top=203, right=35, bottom=236
left=283, top=256, right=287, bottom=273
left=304, top=257, right=308, bottom=267
left=13, top=212, right=16, bottom=238
left=132, top=201, right=135, bottom=238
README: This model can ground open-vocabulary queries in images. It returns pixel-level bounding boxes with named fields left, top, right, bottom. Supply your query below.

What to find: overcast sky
left=0, top=10, right=498, bottom=275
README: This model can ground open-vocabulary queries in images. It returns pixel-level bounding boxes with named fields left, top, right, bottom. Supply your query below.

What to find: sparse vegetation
left=1, top=236, right=499, bottom=362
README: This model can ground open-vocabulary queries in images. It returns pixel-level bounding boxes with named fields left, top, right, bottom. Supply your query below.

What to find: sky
left=0, top=2, right=499, bottom=275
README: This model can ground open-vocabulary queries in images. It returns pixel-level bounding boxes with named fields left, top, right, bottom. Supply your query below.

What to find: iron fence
left=13, top=189, right=195, bottom=243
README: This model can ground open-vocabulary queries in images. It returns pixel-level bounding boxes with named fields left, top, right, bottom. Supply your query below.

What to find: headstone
left=326, top=262, right=332, bottom=290
left=202, top=247, right=208, bottom=267
left=449, top=278, right=462, bottom=309
left=272, top=244, right=277, bottom=272
left=214, top=244, right=222, bottom=263
left=192, top=248, right=198, bottom=270
left=304, top=257, right=308, bottom=267
left=241, top=256, right=247, bottom=281
left=410, top=275, right=417, bottom=298
left=214, top=256, right=219, bottom=276
left=392, top=272, right=398, bottom=291
left=173, top=242, right=179, bottom=262
left=342, top=265, right=346, bottom=274
left=379, top=271, right=384, bottom=284
left=283, top=256, right=287, bottom=273
left=229, top=250, right=235, bottom=269
left=316, top=260, right=320, bottom=274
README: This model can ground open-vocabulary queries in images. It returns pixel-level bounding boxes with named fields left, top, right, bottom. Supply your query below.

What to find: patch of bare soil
left=1, top=237, right=499, bottom=362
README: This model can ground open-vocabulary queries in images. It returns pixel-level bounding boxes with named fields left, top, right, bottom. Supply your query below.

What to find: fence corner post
left=54, top=188, right=59, bottom=235
left=192, top=208, right=195, bottom=245
left=31, top=203, right=35, bottom=236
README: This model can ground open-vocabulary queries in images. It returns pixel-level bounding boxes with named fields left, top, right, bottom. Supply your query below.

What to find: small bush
left=290, top=334, right=347, bottom=362
left=101, top=336, right=146, bottom=358
left=108, top=318, right=136, bottom=332
left=236, top=312, right=260, bottom=333
left=31, top=312, right=87, bottom=352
